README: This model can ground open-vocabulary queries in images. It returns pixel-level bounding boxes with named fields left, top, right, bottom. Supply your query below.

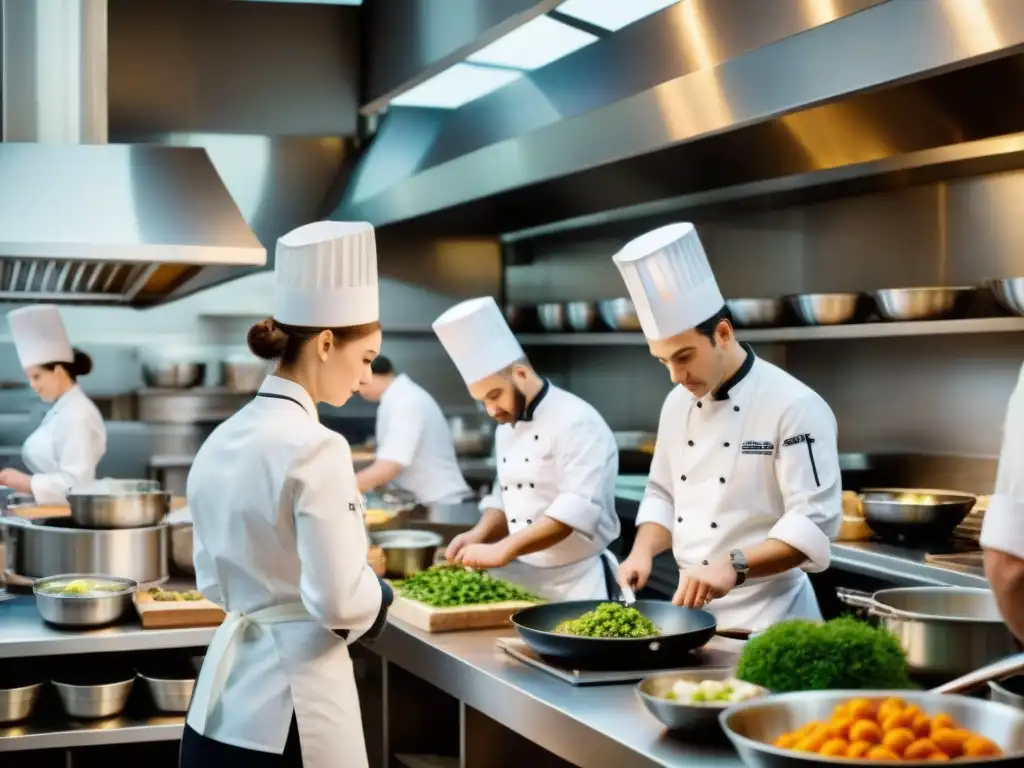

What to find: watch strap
left=729, top=549, right=749, bottom=586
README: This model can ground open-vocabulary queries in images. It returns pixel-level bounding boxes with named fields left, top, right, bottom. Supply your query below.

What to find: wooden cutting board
left=12, top=504, right=70, bottom=519
left=387, top=593, right=538, bottom=633
left=134, top=591, right=225, bottom=629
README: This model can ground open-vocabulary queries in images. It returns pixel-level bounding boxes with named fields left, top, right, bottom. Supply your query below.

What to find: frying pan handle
left=716, top=628, right=753, bottom=640
left=835, top=587, right=896, bottom=616
left=931, top=652, right=1024, bottom=695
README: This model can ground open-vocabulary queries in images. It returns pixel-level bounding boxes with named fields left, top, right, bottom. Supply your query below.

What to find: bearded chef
left=356, top=355, right=473, bottom=504
left=0, top=305, right=106, bottom=504
left=180, top=221, right=391, bottom=768
left=612, top=223, right=842, bottom=630
left=433, top=297, right=622, bottom=600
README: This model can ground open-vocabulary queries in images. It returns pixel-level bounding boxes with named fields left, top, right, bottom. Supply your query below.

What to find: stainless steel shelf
left=518, top=317, right=1024, bottom=346
left=0, top=714, right=183, bottom=752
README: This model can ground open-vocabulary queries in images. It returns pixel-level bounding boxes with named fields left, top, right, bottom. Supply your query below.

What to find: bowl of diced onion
left=637, top=668, right=767, bottom=735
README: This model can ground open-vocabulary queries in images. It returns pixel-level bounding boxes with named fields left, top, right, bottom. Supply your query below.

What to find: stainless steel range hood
left=0, top=0, right=266, bottom=306
left=334, top=0, right=1024, bottom=239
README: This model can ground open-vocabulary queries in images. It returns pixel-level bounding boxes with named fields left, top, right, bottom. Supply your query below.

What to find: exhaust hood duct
left=0, top=0, right=265, bottom=306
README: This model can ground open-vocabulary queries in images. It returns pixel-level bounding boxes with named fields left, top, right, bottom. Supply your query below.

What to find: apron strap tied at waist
left=188, top=601, right=314, bottom=734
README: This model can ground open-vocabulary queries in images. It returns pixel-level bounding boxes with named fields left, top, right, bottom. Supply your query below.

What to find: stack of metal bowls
left=788, top=293, right=866, bottom=325
left=726, top=298, right=784, bottom=328
left=873, top=286, right=974, bottom=321
left=598, top=298, right=643, bottom=331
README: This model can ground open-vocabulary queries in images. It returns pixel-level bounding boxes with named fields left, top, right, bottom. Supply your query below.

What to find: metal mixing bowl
left=638, top=668, right=767, bottom=735
left=565, top=301, right=599, bottom=331
left=537, top=303, right=567, bottom=332
left=726, top=299, right=784, bottom=328
left=139, top=672, right=196, bottom=713
left=221, top=359, right=269, bottom=392
left=170, top=522, right=194, bottom=575
left=787, top=293, right=865, bottom=325
left=990, top=278, right=1024, bottom=316
left=141, top=361, right=205, bottom=389
left=0, top=683, right=43, bottom=724
left=371, top=529, right=443, bottom=578
left=598, top=298, right=643, bottom=331
left=33, top=574, right=137, bottom=628
left=53, top=678, right=134, bottom=719
left=67, top=486, right=170, bottom=529
left=722, top=689, right=1024, bottom=766
left=874, top=286, right=974, bottom=321
left=859, top=487, right=976, bottom=544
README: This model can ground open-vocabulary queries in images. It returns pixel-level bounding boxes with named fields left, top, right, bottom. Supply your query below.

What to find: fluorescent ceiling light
left=390, top=63, right=523, bottom=109
left=556, top=0, right=680, bottom=31
left=468, top=14, right=597, bottom=71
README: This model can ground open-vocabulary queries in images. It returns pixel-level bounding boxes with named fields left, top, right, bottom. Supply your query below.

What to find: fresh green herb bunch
left=554, top=602, right=659, bottom=638
left=735, top=616, right=913, bottom=693
left=394, top=564, right=541, bottom=607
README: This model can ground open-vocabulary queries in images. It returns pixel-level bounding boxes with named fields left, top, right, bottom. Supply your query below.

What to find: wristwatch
left=728, top=549, right=749, bottom=586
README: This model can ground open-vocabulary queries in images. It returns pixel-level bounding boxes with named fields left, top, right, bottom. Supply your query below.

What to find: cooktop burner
left=496, top=637, right=743, bottom=686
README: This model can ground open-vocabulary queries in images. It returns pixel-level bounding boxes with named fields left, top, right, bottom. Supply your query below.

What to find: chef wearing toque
left=612, top=223, right=842, bottom=630
left=1, top=305, right=106, bottom=504
left=181, top=221, right=391, bottom=768
left=433, top=296, right=622, bottom=601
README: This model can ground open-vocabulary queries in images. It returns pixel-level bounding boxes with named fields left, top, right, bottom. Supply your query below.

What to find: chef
left=356, top=355, right=473, bottom=504
left=0, top=305, right=106, bottom=504
left=612, top=223, right=842, bottom=630
left=981, top=362, right=1024, bottom=641
left=180, top=221, right=391, bottom=768
left=433, top=296, right=622, bottom=601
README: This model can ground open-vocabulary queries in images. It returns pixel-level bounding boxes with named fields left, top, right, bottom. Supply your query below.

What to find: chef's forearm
left=737, top=538, right=808, bottom=579
left=632, top=522, right=673, bottom=559
left=473, top=508, right=510, bottom=542
left=355, top=460, right=403, bottom=494
left=985, top=549, right=1024, bottom=642
left=504, top=517, right=572, bottom=558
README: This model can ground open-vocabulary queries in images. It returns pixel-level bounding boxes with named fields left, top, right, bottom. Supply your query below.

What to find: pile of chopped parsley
left=554, top=602, right=660, bottom=638
left=394, top=564, right=541, bottom=607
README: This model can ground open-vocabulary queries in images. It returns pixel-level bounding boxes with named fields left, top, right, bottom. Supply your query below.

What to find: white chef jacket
left=478, top=381, right=621, bottom=601
left=375, top=374, right=471, bottom=504
left=21, top=384, right=106, bottom=505
left=637, top=348, right=842, bottom=631
left=185, top=375, right=385, bottom=767
left=981, top=360, right=1024, bottom=560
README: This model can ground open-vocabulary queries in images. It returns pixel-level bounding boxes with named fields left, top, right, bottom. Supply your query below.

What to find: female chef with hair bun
left=180, top=221, right=392, bottom=768
left=0, top=305, right=106, bottom=504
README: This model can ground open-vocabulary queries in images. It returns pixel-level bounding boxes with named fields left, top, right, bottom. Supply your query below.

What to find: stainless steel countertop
left=373, top=620, right=746, bottom=768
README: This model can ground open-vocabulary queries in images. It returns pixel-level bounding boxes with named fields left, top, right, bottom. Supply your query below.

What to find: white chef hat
left=433, top=297, right=524, bottom=386
left=7, top=305, right=74, bottom=369
left=612, top=223, right=724, bottom=340
left=273, top=220, right=379, bottom=327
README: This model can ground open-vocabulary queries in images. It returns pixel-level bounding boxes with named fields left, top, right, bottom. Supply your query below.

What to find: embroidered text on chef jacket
left=981, top=360, right=1024, bottom=560
left=638, top=348, right=842, bottom=587
left=478, top=380, right=621, bottom=574
left=375, top=373, right=471, bottom=504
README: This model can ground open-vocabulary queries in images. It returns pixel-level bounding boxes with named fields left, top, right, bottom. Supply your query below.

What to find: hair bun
left=247, top=318, right=289, bottom=361
left=69, top=348, right=93, bottom=378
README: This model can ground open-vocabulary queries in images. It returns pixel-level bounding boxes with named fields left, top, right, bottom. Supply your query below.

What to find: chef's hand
left=367, top=546, right=386, bottom=578
left=673, top=560, right=738, bottom=609
left=0, top=468, right=31, bottom=494
left=459, top=541, right=514, bottom=570
left=445, top=529, right=485, bottom=563
left=617, top=552, right=653, bottom=592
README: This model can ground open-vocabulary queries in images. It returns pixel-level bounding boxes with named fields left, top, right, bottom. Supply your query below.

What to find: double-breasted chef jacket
left=981, top=360, right=1024, bottom=559
left=637, top=346, right=842, bottom=631
left=22, top=384, right=106, bottom=505
left=478, top=380, right=622, bottom=601
left=186, top=375, right=389, bottom=767
left=375, top=373, right=472, bottom=504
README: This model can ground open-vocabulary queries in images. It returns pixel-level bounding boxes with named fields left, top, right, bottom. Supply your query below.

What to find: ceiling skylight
left=390, top=63, right=523, bottom=110
left=467, top=14, right=597, bottom=71
left=555, top=0, right=680, bottom=31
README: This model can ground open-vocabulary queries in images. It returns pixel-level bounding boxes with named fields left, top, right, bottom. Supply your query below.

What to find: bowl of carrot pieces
left=720, top=690, right=1024, bottom=765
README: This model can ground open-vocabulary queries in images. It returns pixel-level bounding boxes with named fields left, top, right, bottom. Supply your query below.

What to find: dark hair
left=370, top=356, right=394, bottom=376
left=694, top=305, right=735, bottom=345
left=247, top=317, right=381, bottom=366
left=41, top=348, right=93, bottom=381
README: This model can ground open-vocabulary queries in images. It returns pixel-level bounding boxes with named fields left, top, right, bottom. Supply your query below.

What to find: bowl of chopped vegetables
left=638, top=668, right=767, bottom=735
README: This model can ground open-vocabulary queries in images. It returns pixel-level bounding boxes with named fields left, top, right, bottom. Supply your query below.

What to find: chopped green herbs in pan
left=394, top=564, right=541, bottom=607
left=554, top=602, right=660, bottom=638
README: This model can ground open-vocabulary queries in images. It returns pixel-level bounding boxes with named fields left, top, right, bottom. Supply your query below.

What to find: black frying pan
left=511, top=600, right=749, bottom=671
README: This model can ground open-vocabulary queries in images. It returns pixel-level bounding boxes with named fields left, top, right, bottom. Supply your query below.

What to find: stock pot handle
left=835, top=587, right=899, bottom=616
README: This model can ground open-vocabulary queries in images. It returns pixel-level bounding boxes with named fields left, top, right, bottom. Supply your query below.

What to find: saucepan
left=859, top=487, right=975, bottom=544
left=836, top=586, right=1021, bottom=678
left=511, top=600, right=751, bottom=671
left=371, top=530, right=443, bottom=579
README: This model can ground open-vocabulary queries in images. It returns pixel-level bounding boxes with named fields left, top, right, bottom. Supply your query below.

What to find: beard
left=492, top=387, right=527, bottom=424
